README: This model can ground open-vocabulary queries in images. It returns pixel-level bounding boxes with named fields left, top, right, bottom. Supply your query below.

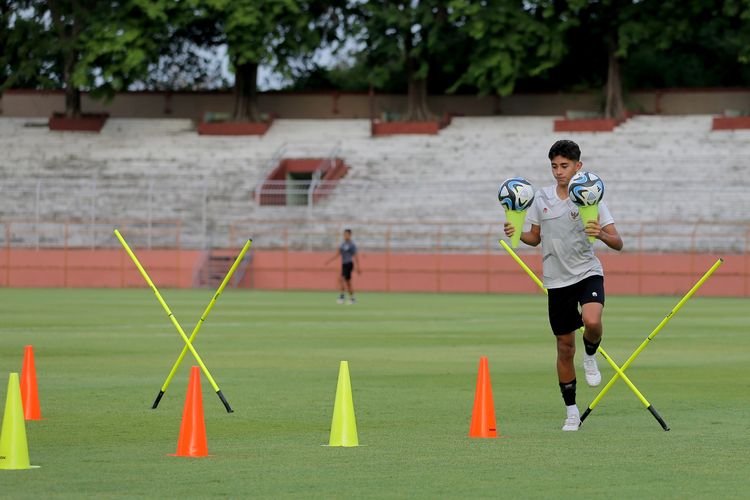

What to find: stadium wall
left=2, top=88, right=749, bottom=119
left=0, top=249, right=745, bottom=296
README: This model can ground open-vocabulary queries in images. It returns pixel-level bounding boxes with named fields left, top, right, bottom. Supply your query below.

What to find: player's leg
left=556, top=333, right=580, bottom=430
left=556, top=333, right=577, bottom=381
left=548, top=285, right=584, bottom=431
left=346, top=274, right=356, bottom=304
left=342, top=263, right=355, bottom=304
left=337, top=272, right=346, bottom=304
left=580, top=276, right=606, bottom=386
left=345, top=278, right=356, bottom=304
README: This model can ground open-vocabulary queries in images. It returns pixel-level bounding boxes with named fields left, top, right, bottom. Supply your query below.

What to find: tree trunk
left=403, top=28, right=434, bottom=122
left=63, top=52, right=81, bottom=117
left=232, top=61, right=260, bottom=122
left=65, top=83, right=81, bottom=118
left=604, top=42, right=625, bottom=120
left=405, top=77, right=433, bottom=121
left=51, top=0, right=82, bottom=118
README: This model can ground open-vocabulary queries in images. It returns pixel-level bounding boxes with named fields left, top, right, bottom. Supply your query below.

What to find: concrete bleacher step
left=1, top=115, right=748, bottom=251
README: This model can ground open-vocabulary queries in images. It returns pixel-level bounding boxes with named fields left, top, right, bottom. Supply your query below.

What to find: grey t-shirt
left=526, top=185, right=614, bottom=289
left=340, top=241, right=357, bottom=265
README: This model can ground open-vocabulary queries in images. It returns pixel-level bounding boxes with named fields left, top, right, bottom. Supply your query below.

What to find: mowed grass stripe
left=0, top=289, right=747, bottom=498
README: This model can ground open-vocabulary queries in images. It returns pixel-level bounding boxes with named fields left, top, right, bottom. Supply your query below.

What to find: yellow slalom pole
left=501, top=240, right=545, bottom=290
left=499, top=240, right=668, bottom=429
left=152, top=239, right=252, bottom=411
left=114, top=229, right=232, bottom=412
left=582, top=258, right=724, bottom=421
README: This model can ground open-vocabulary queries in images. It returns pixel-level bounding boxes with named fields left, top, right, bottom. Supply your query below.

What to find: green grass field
left=1, top=288, right=748, bottom=498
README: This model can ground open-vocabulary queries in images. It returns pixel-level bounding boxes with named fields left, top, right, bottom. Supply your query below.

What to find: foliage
left=0, top=1, right=60, bottom=90
left=4, top=0, right=750, bottom=104
left=2, top=0, right=178, bottom=115
left=448, top=0, right=570, bottom=97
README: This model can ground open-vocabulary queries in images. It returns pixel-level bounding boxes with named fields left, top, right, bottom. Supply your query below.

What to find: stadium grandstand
left=1, top=112, right=748, bottom=294
left=1, top=114, right=748, bottom=251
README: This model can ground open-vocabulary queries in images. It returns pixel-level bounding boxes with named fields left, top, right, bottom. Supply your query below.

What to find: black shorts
left=341, top=262, right=354, bottom=280
left=547, top=275, right=605, bottom=336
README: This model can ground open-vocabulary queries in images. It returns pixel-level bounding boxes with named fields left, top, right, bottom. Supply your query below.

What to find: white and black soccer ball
left=498, top=177, right=535, bottom=211
left=568, top=171, right=604, bottom=207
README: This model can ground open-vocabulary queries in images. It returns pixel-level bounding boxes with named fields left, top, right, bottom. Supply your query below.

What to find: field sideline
left=1, top=288, right=748, bottom=498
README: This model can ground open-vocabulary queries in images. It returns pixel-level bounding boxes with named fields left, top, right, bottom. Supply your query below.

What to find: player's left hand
left=357, top=268, right=362, bottom=275
left=584, top=220, right=602, bottom=239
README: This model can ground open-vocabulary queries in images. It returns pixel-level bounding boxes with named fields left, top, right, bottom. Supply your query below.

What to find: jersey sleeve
left=598, top=201, right=615, bottom=227
left=351, top=243, right=357, bottom=255
left=526, top=195, right=541, bottom=226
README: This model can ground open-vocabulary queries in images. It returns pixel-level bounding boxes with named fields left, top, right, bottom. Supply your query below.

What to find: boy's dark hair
left=344, top=228, right=352, bottom=234
left=548, top=140, right=581, bottom=162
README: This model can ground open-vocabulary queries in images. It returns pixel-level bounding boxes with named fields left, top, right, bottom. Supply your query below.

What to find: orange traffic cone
left=469, top=356, right=499, bottom=438
left=170, top=367, right=208, bottom=457
left=20, top=346, right=41, bottom=421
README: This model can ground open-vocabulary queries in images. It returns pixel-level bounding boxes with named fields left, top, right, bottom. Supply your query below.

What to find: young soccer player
left=326, top=228, right=361, bottom=305
left=504, top=140, right=623, bottom=431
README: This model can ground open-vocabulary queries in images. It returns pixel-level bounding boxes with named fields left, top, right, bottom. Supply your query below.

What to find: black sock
left=559, top=379, right=576, bottom=406
left=339, top=293, right=345, bottom=299
left=583, top=337, right=600, bottom=356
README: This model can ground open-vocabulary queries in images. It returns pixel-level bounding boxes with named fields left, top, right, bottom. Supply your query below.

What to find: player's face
left=343, top=232, right=351, bottom=241
left=550, top=155, right=582, bottom=188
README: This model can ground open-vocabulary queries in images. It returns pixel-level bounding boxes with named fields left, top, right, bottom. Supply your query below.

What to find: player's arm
left=325, top=249, right=340, bottom=264
left=503, top=222, right=541, bottom=247
left=354, top=253, right=362, bottom=274
left=585, top=221, right=623, bottom=251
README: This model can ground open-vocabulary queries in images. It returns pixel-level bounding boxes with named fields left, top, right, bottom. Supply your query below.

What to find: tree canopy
left=3, top=0, right=750, bottom=119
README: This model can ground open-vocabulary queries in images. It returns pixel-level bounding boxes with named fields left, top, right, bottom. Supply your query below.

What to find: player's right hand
left=503, top=222, right=515, bottom=237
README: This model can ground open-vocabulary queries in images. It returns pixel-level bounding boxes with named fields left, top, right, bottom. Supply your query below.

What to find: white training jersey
left=526, top=185, right=614, bottom=289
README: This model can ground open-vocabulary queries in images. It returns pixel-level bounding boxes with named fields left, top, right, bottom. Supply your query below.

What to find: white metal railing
left=254, top=144, right=288, bottom=204
left=1, top=175, right=749, bottom=251
left=308, top=143, right=343, bottom=211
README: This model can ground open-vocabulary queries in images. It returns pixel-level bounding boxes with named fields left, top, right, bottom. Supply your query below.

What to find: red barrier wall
left=0, top=249, right=745, bottom=296
left=0, top=249, right=201, bottom=288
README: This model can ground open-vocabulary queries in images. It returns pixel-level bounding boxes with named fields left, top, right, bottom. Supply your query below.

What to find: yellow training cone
left=578, top=204, right=599, bottom=243
left=0, top=373, right=38, bottom=470
left=504, top=208, right=527, bottom=248
left=328, top=361, right=359, bottom=447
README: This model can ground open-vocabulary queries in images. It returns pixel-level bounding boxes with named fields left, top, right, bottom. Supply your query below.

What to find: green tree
left=448, top=0, right=569, bottom=98
left=3, top=1, right=175, bottom=117
left=195, top=0, right=343, bottom=122
left=560, top=0, right=750, bottom=119
left=354, top=0, right=467, bottom=121
left=1, top=1, right=61, bottom=91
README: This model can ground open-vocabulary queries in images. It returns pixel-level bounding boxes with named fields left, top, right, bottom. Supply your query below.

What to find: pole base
left=152, top=390, right=165, bottom=409
left=647, top=405, right=670, bottom=431
left=217, top=390, right=233, bottom=413
left=580, top=407, right=592, bottom=423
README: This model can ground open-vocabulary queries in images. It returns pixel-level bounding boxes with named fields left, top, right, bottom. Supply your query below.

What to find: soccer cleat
left=349, top=298, right=356, bottom=305
left=583, top=354, right=601, bottom=387
left=337, top=296, right=345, bottom=304
left=562, top=413, right=581, bottom=431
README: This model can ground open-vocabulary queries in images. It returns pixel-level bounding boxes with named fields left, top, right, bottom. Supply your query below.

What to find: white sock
left=566, top=404, right=580, bottom=417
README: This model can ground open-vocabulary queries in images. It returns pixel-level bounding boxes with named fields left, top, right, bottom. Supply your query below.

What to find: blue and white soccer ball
left=498, top=177, right=535, bottom=211
left=568, top=171, right=604, bottom=207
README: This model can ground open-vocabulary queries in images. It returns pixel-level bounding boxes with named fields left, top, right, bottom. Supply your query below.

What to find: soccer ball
left=568, top=171, right=604, bottom=206
left=498, top=177, right=535, bottom=211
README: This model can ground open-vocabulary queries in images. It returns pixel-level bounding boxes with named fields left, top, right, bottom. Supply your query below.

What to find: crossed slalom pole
left=579, top=257, right=723, bottom=426
left=500, top=239, right=721, bottom=430
left=115, top=229, right=252, bottom=413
